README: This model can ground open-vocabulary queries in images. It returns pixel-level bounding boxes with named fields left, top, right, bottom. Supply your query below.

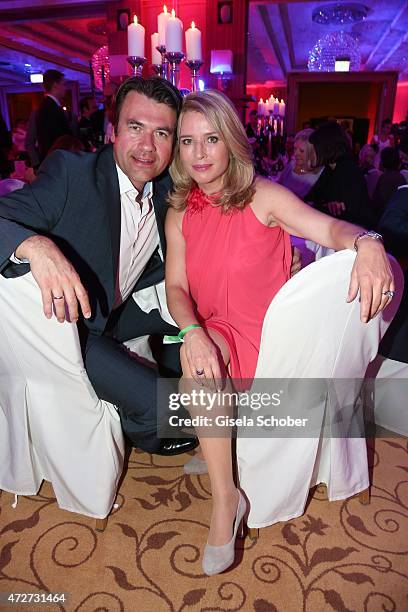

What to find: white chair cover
left=237, top=250, right=403, bottom=528
left=0, top=272, right=125, bottom=519
left=365, top=355, right=408, bottom=437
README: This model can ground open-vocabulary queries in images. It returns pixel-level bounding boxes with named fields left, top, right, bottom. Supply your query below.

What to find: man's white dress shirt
left=114, top=164, right=159, bottom=308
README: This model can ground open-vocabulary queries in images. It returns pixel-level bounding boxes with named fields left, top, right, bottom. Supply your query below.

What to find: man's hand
left=290, top=246, right=302, bottom=277
left=15, top=235, right=91, bottom=323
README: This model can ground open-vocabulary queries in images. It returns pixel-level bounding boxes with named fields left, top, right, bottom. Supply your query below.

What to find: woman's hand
left=182, top=328, right=222, bottom=390
left=347, top=239, right=395, bottom=322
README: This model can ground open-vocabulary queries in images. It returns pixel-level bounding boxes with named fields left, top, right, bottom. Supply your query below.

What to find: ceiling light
left=30, top=73, right=43, bottom=83
left=312, top=3, right=369, bottom=25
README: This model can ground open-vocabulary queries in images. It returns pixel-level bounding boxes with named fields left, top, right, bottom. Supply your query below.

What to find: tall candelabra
left=165, top=51, right=185, bottom=89
left=127, top=56, right=146, bottom=77
left=186, top=59, right=203, bottom=92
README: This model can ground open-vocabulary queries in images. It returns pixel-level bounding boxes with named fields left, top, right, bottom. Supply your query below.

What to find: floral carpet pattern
left=0, top=438, right=407, bottom=612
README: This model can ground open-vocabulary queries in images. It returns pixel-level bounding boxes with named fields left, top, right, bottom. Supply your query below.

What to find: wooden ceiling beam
left=48, top=20, right=103, bottom=49
left=258, top=4, right=287, bottom=78
left=278, top=3, right=296, bottom=71
left=364, top=3, right=408, bottom=70
left=9, top=24, right=91, bottom=59
left=0, top=2, right=106, bottom=24
left=376, top=32, right=408, bottom=71
left=0, top=36, right=88, bottom=73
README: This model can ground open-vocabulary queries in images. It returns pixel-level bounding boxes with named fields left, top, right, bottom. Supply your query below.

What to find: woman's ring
left=196, top=369, right=204, bottom=376
left=52, top=295, right=64, bottom=300
left=382, top=290, right=395, bottom=298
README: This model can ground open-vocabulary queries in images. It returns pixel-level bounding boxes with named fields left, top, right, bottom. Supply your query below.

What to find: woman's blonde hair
left=168, top=90, right=255, bottom=211
left=294, top=128, right=317, bottom=170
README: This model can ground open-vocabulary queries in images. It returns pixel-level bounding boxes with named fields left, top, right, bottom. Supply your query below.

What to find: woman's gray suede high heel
left=202, top=490, right=247, bottom=576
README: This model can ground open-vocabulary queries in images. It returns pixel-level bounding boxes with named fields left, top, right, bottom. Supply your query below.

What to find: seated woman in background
left=359, top=143, right=382, bottom=201
left=279, top=128, right=323, bottom=199
left=307, top=121, right=375, bottom=228
left=165, top=90, right=394, bottom=576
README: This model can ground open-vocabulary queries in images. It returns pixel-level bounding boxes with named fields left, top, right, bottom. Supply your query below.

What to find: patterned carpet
left=1, top=438, right=407, bottom=612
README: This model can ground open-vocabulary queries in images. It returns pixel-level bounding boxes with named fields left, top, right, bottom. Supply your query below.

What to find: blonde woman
left=279, top=128, right=322, bottom=198
left=165, top=90, right=393, bottom=575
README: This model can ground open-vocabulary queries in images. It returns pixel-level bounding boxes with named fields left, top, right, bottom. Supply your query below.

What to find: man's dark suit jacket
left=378, top=186, right=408, bottom=364
left=0, top=144, right=171, bottom=342
left=305, top=157, right=375, bottom=229
left=36, top=96, right=72, bottom=161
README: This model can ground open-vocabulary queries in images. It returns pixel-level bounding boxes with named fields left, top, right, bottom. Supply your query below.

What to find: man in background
left=37, top=69, right=72, bottom=161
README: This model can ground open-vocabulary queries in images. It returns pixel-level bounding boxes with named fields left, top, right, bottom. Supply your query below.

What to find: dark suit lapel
left=153, top=171, right=173, bottom=259
left=95, top=144, right=121, bottom=288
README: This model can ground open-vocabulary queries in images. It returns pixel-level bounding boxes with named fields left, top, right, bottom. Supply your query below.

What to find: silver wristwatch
left=353, top=231, right=383, bottom=251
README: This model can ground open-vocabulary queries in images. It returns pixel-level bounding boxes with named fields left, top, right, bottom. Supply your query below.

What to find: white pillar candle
left=166, top=9, right=183, bottom=53
left=158, top=5, right=170, bottom=47
left=279, top=99, right=286, bottom=117
left=151, top=32, right=161, bottom=64
left=264, top=99, right=271, bottom=115
left=258, top=98, right=264, bottom=116
left=128, top=15, right=145, bottom=57
left=273, top=98, right=280, bottom=115
left=185, top=21, right=202, bottom=61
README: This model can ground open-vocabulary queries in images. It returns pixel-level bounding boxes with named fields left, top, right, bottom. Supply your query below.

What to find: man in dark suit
left=37, top=69, right=72, bottom=161
left=0, top=76, right=197, bottom=456
left=378, top=185, right=408, bottom=364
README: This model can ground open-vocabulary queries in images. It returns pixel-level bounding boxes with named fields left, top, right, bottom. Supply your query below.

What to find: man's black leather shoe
left=156, top=436, right=199, bottom=456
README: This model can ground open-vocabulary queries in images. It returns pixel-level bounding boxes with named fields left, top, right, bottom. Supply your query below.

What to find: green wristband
left=163, top=323, right=202, bottom=345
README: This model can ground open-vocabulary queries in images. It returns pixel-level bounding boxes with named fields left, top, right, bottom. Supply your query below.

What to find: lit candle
left=151, top=32, right=161, bottom=64
left=258, top=98, right=264, bottom=116
left=158, top=5, right=170, bottom=47
left=165, top=9, right=183, bottom=53
left=279, top=99, right=286, bottom=117
left=273, top=97, right=280, bottom=115
left=128, top=15, right=145, bottom=57
left=185, top=21, right=202, bottom=61
left=264, top=99, right=271, bottom=115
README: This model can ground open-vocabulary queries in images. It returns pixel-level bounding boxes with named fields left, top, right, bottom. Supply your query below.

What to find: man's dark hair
left=80, top=96, right=94, bottom=114
left=309, top=121, right=351, bottom=166
left=113, top=76, right=183, bottom=134
left=249, top=109, right=257, bottom=118
left=381, top=118, right=392, bottom=128
left=43, top=69, right=64, bottom=93
left=380, top=146, right=400, bottom=171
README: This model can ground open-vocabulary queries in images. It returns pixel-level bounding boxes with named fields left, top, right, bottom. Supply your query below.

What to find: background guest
left=78, top=96, right=99, bottom=151
left=37, top=69, right=72, bottom=161
left=279, top=128, right=322, bottom=199
left=359, top=144, right=382, bottom=201
left=47, top=135, right=85, bottom=156
left=245, top=109, right=258, bottom=142
left=399, top=136, right=408, bottom=183
left=12, top=119, right=27, bottom=153
left=371, top=118, right=395, bottom=168
left=372, top=147, right=406, bottom=220
left=307, top=121, right=374, bottom=228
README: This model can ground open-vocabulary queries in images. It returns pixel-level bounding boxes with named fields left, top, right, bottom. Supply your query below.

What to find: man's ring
left=52, top=295, right=64, bottom=300
left=196, top=369, right=204, bottom=376
left=382, top=290, right=395, bottom=298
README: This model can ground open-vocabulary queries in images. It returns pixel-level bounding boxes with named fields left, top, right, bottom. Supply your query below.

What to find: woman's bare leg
left=180, top=329, right=239, bottom=545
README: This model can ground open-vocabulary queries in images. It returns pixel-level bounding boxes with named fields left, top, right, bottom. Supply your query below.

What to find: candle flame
left=163, top=5, right=167, bottom=12
left=281, top=99, right=284, bottom=103
left=260, top=98, right=264, bottom=103
left=191, top=21, right=195, bottom=28
left=134, top=15, right=138, bottom=25
left=171, top=8, right=175, bottom=18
